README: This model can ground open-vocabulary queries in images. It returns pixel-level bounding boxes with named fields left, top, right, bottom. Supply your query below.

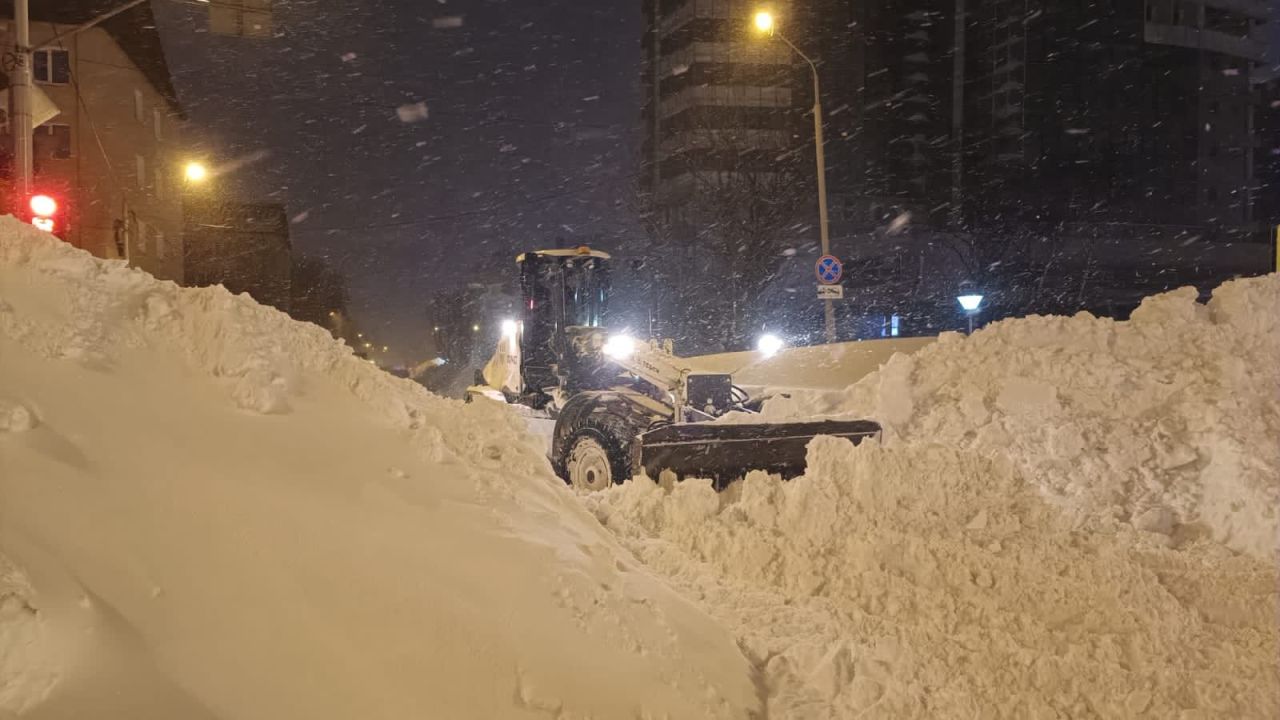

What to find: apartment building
left=1, top=0, right=185, bottom=281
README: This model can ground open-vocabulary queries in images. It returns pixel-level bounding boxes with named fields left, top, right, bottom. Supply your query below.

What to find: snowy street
left=2, top=220, right=1277, bottom=718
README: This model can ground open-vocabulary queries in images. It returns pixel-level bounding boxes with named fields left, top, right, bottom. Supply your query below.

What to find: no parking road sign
left=815, top=254, right=843, bottom=285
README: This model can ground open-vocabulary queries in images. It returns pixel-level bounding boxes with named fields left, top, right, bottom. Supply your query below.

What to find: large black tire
left=551, top=393, right=646, bottom=491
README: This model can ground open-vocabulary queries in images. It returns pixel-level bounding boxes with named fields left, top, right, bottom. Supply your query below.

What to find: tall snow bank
left=589, top=440, right=1278, bottom=718
left=765, top=276, right=1280, bottom=560
left=0, top=218, right=758, bottom=718
left=590, top=276, right=1278, bottom=717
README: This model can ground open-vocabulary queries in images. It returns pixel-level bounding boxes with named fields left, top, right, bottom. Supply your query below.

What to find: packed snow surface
left=4, top=215, right=1277, bottom=719
left=0, top=219, right=759, bottom=718
left=688, top=335, right=935, bottom=390
left=590, top=274, right=1279, bottom=718
left=754, top=276, right=1280, bottom=560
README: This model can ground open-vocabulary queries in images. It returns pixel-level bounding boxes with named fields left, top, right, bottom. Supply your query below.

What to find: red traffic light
left=30, top=194, right=58, bottom=218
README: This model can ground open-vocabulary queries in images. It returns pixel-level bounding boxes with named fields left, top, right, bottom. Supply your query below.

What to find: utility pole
left=11, top=0, right=32, bottom=196
left=950, top=0, right=965, bottom=228
left=774, top=30, right=836, bottom=343
left=650, top=0, right=661, bottom=196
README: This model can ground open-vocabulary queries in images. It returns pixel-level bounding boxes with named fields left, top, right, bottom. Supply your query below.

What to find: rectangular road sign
left=817, top=284, right=844, bottom=300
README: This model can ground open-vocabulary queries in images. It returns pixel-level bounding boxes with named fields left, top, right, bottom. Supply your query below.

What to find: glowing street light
left=753, top=10, right=774, bottom=33
left=957, top=282, right=984, bottom=334
left=184, top=161, right=209, bottom=183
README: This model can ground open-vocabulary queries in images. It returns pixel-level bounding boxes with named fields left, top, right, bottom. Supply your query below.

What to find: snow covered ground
left=2, top=216, right=1277, bottom=719
left=0, top=219, right=757, bottom=719
left=589, top=274, right=1280, bottom=717
left=687, top=336, right=936, bottom=391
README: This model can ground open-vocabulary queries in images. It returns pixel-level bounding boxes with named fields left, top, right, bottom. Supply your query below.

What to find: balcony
left=1143, top=23, right=1267, bottom=62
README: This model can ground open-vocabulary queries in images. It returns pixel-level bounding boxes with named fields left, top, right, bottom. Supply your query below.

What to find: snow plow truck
left=467, top=246, right=883, bottom=490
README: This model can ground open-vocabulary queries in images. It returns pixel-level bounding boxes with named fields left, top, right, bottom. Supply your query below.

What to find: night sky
left=154, top=0, right=643, bottom=362
left=155, top=0, right=1277, bottom=363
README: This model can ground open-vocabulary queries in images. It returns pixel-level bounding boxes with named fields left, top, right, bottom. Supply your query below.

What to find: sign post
left=814, top=254, right=843, bottom=340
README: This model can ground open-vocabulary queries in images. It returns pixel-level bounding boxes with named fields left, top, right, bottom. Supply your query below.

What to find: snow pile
left=689, top=336, right=935, bottom=391
left=0, top=555, right=58, bottom=714
left=589, top=275, right=1279, bottom=718
left=589, top=439, right=1279, bottom=718
left=761, top=277, right=1280, bottom=560
left=0, top=218, right=758, bottom=718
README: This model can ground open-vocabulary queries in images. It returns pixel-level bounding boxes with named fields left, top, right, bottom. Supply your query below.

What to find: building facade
left=961, top=0, right=1271, bottom=232
left=641, top=0, right=798, bottom=202
left=184, top=200, right=291, bottom=311
left=1253, top=68, right=1279, bottom=232
left=0, top=2, right=185, bottom=282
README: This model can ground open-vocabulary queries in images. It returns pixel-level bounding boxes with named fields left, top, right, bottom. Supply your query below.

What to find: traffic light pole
left=12, top=0, right=33, bottom=196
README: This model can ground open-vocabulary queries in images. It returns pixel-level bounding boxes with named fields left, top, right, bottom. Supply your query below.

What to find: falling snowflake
left=396, top=102, right=430, bottom=123
left=433, top=16, right=463, bottom=28
left=887, top=212, right=911, bottom=234
left=340, top=52, right=357, bottom=62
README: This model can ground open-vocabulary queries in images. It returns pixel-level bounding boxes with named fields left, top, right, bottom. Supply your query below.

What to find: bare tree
left=640, top=124, right=808, bottom=351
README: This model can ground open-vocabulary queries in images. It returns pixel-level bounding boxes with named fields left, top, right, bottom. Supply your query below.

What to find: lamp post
left=753, top=10, right=835, bottom=344
left=956, top=284, right=983, bottom=335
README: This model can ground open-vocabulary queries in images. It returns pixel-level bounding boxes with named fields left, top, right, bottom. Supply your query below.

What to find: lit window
left=33, top=48, right=70, bottom=84
left=134, top=89, right=145, bottom=123
left=136, top=154, right=146, bottom=190
left=890, top=314, right=901, bottom=337
left=153, top=108, right=164, bottom=140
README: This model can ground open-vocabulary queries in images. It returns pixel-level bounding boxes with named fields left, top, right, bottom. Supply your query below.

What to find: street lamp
left=752, top=10, right=835, bottom=343
left=956, top=282, right=984, bottom=334
left=184, top=161, right=209, bottom=184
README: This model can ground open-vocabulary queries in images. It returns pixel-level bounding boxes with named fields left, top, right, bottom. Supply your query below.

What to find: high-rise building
left=831, top=0, right=1271, bottom=234
left=643, top=1, right=783, bottom=192
left=962, top=0, right=1271, bottom=231
left=639, top=0, right=820, bottom=350
left=640, top=0, right=1273, bottom=341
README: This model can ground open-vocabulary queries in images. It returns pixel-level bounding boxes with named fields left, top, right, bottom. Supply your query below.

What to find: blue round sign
left=815, top=255, right=843, bottom=285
